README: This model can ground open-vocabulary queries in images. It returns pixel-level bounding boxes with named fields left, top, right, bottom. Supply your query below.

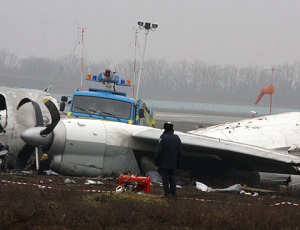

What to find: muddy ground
left=1, top=119, right=300, bottom=229
left=1, top=171, right=300, bottom=230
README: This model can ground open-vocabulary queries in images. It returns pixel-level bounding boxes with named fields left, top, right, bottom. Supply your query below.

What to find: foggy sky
left=1, top=0, right=300, bottom=68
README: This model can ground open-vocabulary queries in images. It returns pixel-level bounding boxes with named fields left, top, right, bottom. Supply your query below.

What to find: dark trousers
left=159, top=168, right=176, bottom=197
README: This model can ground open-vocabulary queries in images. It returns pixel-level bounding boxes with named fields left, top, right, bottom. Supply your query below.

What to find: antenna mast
left=79, top=27, right=87, bottom=90
left=265, top=67, right=280, bottom=85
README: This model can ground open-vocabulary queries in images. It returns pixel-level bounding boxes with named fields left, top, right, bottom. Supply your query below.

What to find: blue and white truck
left=59, top=69, right=156, bottom=127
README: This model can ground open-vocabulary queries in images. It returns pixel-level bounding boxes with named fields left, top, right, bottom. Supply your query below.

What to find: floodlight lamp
left=137, top=20, right=144, bottom=27
left=144, top=22, right=151, bottom=30
left=151, top=23, right=158, bottom=29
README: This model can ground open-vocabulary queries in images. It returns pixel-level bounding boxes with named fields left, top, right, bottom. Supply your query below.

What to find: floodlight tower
left=132, top=27, right=140, bottom=98
left=135, top=20, right=158, bottom=102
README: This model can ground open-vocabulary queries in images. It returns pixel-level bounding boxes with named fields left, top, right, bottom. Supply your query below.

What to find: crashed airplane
left=1, top=85, right=300, bottom=184
left=17, top=99, right=300, bottom=184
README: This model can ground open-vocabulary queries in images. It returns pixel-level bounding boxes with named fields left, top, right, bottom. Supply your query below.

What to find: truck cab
left=60, top=69, right=156, bottom=127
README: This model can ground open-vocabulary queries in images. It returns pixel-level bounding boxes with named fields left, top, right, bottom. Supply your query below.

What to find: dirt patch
left=0, top=172, right=299, bottom=229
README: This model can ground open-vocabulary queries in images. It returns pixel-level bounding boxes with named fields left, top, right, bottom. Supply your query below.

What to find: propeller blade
left=14, top=144, right=35, bottom=170
left=15, top=98, right=44, bottom=170
left=17, top=99, right=58, bottom=171
left=40, top=99, right=60, bottom=136
left=17, top=98, right=31, bottom=109
left=17, top=98, right=43, bottom=127
left=35, top=146, right=43, bottom=171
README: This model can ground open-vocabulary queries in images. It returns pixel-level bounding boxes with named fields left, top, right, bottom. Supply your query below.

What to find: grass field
left=1, top=172, right=300, bottom=229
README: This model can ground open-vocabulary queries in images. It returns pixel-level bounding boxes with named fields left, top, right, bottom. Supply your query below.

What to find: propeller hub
left=21, top=127, right=53, bottom=147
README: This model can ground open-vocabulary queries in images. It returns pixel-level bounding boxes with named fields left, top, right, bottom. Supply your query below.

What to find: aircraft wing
left=132, top=129, right=300, bottom=175
left=188, top=112, right=300, bottom=153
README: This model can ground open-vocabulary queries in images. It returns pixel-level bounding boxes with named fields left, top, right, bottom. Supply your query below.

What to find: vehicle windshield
left=72, top=96, right=132, bottom=120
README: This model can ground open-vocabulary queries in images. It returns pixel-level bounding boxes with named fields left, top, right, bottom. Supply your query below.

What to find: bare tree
left=1, top=51, right=300, bottom=108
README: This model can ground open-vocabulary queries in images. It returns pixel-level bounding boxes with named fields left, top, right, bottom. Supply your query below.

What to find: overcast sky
left=1, top=0, right=300, bottom=68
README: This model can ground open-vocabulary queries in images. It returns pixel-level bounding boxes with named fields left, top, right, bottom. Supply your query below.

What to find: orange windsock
left=255, top=85, right=275, bottom=105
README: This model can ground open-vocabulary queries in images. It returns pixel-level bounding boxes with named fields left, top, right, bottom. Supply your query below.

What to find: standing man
left=155, top=122, right=182, bottom=198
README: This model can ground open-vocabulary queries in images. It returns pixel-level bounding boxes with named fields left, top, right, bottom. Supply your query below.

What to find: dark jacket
left=155, top=130, right=182, bottom=169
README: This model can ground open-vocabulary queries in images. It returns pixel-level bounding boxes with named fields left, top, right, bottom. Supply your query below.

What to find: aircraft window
left=0, top=95, right=6, bottom=110
left=0, top=95, right=7, bottom=129
left=72, top=96, right=132, bottom=120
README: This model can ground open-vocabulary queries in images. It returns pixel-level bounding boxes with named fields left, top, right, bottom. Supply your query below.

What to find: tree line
left=1, top=49, right=300, bottom=108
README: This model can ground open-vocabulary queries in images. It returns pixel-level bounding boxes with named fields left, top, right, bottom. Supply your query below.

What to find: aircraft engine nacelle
left=47, top=119, right=154, bottom=176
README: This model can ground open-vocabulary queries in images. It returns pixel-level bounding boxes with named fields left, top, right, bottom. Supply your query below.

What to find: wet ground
left=155, top=111, right=246, bottom=132
left=1, top=171, right=300, bottom=229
